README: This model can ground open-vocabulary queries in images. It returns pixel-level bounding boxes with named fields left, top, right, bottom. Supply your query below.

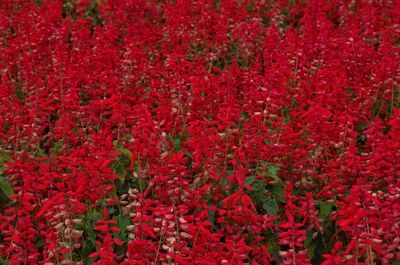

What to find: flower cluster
left=0, top=0, right=399, bottom=264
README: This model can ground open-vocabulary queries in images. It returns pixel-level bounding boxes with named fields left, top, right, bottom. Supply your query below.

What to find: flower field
left=0, top=0, right=399, bottom=264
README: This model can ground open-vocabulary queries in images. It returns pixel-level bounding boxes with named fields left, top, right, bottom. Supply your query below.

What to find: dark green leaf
left=113, top=215, right=131, bottom=239
left=264, top=164, right=281, bottom=182
left=172, top=137, right=182, bottom=151
left=244, top=176, right=256, bottom=186
left=271, top=184, right=285, bottom=203
left=51, top=141, right=64, bottom=155
left=241, top=112, right=249, bottom=118
left=208, top=210, right=215, bottom=227
left=82, top=240, right=96, bottom=264
left=0, top=257, right=10, bottom=265
left=112, top=155, right=130, bottom=184
left=319, top=202, right=333, bottom=218
left=113, top=140, right=132, bottom=158
left=262, top=196, right=279, bottom=215
left=0, top=177, right=14, bottom=197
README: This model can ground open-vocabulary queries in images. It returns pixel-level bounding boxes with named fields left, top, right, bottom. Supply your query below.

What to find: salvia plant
left=0, top=0, right=399, bottom=264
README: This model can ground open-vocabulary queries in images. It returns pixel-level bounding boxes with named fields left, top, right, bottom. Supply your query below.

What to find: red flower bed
left=0, top=0, right=399, bottom=264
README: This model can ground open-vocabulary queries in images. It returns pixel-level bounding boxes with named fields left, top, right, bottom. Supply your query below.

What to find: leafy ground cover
left=0, top=0, right=399, bottom=264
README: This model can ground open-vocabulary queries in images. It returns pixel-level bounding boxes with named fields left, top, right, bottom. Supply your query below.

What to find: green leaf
left=113, top=215, right=131, bottom=239
left=112, top=141, right=133, bottom=184
left=266, top=232, right=281, bottom=263
left=35, top=237, right=46, bottom=248
left=0, top=153, right=12, bottom=173
left=208, top=210, right=215, bottom=227
left=113, top=140, right=132, bottom=158
left=51, top=140, right=64, bottom=155
left=119, top=148, right=132, bottom=159
left=112, top=161, right=125, bottom=183
left=262, top=196, right=279, bottom=215
left=85, top=209, right=102, bottom=230
left=264, top=164, right=281, bottom=182
left=319, top=201, right=333, bottom=218
left=272, top=184, right=285, bottom=203
left=112, top=216, right=130, bottom=254
left=241, top=112, right=250, bottom=118
left=184, top=151, right=193, bottom=169
left=219, top=175, right=229, bottom=191
left=0, top=190, right=10, bottom=206
left=0, top=152, right=12, bottom=163
left=0, top=177, right=14, bottom=197
left=0, top=257, right=10, bottom=265
left=112, top=154, right=130, bottom=184
left=82, top=240, right=96, bottom=264
left=115, top=178, right=130, bottom=195
left=244, top=176, right=256, bottom=186
left=172, top=137, right=182, bottom=151
left=304, top=229, right=314, bottom=248
left=245, top=175, right=265, bottom=193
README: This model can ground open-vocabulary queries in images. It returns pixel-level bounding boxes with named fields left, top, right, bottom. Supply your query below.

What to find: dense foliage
left=0, top=0, right=399, bottom=264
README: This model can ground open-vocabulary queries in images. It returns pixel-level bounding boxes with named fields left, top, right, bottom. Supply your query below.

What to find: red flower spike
left=0, top=0, right=399, bottom=264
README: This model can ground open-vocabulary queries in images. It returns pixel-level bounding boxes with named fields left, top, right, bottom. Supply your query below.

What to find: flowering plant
left=0, top=0, right=399, bottom=264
